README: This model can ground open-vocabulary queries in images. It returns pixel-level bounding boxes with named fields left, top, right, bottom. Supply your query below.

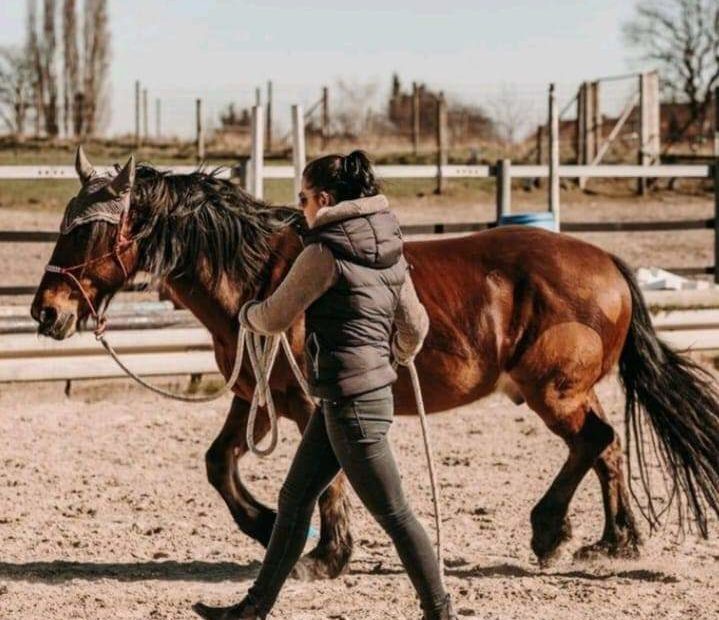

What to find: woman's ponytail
left=303, top=150, right=381, bottom=203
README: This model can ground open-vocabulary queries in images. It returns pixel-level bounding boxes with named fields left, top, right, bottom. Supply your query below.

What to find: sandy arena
left=0, top=192, right=718, bottom=618
left=0, top=373, right=717, bottom=620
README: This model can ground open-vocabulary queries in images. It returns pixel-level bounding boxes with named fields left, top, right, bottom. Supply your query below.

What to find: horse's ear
left=109, top=155, right=136, bottom=196
left=75, top=146, right=95, bottom=184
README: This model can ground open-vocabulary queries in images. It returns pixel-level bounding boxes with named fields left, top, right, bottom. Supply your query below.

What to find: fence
left=2, top=102, right=719, bottom=383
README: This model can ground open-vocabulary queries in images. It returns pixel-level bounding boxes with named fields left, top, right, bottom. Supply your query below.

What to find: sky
left=0, top=0, right=646, bottom=137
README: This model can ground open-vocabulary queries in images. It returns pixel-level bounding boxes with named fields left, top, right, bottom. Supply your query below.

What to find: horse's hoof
left=574, top=539, right=640, bottom=561
left=291, top=544, right=352, bottom=581
left=532, top=516, right=572, bottom=567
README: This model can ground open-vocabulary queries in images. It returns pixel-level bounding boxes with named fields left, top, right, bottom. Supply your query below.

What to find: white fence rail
left=0, top=308, right=717, bottom=383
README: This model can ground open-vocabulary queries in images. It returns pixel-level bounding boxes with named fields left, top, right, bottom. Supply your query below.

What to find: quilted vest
left=303, top=208, right=406, bottom=399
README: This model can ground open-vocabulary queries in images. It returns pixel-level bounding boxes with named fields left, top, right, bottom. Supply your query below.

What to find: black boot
left=423, top=594, right=459, bottom=620
left=192, top=596, right=265, bottom=620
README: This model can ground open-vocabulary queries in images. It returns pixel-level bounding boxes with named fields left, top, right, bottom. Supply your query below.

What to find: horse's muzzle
left=32, top=305, right=76, bottom=340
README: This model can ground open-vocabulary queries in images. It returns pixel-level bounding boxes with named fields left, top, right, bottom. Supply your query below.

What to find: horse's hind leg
left=288, top=398, right=353, bottom=581
left=575, top=396, right=641, bottom=560
left=527, top=394, right=614, bottom=566
left=205, top=394, right=353, bottom=581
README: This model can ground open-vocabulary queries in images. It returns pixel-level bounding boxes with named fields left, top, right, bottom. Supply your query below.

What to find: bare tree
left=488, top=84, right=536, bottom=146
left=332, top=78, right=380, bottom=137
left=82, top=0, right=110, bottom=136
left=624, top=0, right=719, bottom=131
left=62, top=0, right=79, bottom=136
left=26, top=0, right=44, bottom=135
left=24, top=0, right=60, bottom=137
left=0, top=47, right=33, bottom=136
left=41, top=0, right=59, bottom=136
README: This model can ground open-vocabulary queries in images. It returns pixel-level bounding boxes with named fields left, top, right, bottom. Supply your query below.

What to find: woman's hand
left=391, top=333, right=416, bottom=367
left=239, top=300, right=260, bottom=331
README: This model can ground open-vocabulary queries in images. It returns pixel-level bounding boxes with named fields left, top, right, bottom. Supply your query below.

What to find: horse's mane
left=91, top=164, right=303, bottom=291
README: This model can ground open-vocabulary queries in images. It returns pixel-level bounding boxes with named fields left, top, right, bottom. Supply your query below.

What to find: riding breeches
left=246, top=385, right=447, bottom=616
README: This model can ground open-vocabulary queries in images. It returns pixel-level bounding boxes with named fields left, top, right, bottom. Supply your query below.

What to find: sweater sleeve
left=241, top=243, right=338, bottom=335
left=392, top=272, right=430, bottom=362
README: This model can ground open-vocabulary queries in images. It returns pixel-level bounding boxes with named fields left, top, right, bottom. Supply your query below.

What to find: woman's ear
left=318, top=191, right=334, bottom=208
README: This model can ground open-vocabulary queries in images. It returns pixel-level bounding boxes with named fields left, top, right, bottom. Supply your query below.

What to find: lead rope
left=406, top=360, right=445, bottom=584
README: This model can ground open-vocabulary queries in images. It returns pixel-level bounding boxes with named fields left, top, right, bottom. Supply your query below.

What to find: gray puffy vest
left=303, top=208, right=406, bottom=400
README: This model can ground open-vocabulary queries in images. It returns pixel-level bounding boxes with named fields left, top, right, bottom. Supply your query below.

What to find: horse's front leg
left=205, top=395, right=277, bottom=546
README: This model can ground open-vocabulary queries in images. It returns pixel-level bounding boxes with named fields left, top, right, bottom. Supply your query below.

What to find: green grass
left=0, top=142, right=498, bottom=212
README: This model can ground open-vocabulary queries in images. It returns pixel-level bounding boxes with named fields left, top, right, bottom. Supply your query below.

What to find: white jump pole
left=250, top=105, right=265, bottom=199
left=291, top=104, right=306, bottom=203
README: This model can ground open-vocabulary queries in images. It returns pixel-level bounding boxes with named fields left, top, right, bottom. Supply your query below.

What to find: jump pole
left=291, top=104, right=306, bottom=202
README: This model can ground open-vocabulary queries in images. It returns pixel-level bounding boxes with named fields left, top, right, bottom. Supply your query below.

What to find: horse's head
left=31, top=147, right=140, bottom=339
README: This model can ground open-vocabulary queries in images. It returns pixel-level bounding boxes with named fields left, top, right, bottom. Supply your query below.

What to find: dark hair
left=302, top=150, right=381, bottom=203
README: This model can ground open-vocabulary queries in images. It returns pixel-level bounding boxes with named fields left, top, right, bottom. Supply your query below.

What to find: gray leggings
left=247, top=385, right=447, bottom=616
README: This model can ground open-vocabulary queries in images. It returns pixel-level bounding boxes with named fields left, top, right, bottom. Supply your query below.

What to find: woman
left=194, top=151, right=457, bottom=620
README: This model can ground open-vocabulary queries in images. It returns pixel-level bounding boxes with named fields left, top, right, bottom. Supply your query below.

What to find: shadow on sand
left=0, top=559, right=261, bottom=584
left=353, top=561, right=679, bottom=584
left=0, top=559, right=679, bottom=586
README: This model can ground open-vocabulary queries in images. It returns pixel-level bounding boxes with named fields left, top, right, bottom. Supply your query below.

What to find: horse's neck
left=162, top=226, right=304, bottom=343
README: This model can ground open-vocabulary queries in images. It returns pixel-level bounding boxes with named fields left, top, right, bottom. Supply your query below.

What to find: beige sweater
left=241, top=196, right=429, bottom=362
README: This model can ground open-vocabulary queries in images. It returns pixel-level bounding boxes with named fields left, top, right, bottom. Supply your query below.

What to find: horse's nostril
left=39, top=306, right=58, bottom=326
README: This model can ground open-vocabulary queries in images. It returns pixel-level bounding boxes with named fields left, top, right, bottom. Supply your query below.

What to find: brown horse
left=31, top=152, right=719, bottom=577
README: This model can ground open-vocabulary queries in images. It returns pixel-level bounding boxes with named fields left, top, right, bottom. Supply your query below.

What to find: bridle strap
left=44, top=213, right=133, bottom=337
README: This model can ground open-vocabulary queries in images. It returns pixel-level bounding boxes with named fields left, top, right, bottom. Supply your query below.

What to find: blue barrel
left=499, top=212, right=556, bottom=231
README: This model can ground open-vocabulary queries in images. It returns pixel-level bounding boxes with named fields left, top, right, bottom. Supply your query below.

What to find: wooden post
left=291, top=104, right=306, bottom=202
left=155, top=98, right=161, bottom=139
left=576, top=82, right=586, bottom=166
left=195, top=98, right=205, bottom=163
left=435, top=93, right=447, bottom=195
left=266, top=80, right=273, bottom=154
left=412, top=82, right=420, bottom=156
left=548, top=83, right=560, bottom=229
left=134, top=80, right=141, bottom=147
left=321, top=86, right=329, bottom=148
left=534, top=124, right=543, bottom=188
left=638, top=70, right=660, bottom=195
left=142, top=88, right=148, bottom=142
left=577, top=81, right=598, bottom=190
left=591, top=81, right=601, bottom=159
left=495, top=159, right=511, bottom=222
left=250, top=105, right=264, bottom=199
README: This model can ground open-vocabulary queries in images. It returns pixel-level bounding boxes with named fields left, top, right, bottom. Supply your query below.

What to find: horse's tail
left=612, top=255, right=719, bottom=536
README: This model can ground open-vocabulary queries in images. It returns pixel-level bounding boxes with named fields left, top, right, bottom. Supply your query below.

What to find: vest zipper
left=310, top=332, right=321, bottom=379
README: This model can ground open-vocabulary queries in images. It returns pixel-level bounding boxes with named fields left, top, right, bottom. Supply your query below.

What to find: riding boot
left=423, top=594, right=459, bottom=620
left=192, top=595, right=266, bottom=620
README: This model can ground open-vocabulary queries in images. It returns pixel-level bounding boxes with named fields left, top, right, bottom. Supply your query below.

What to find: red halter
left=44, top=211, right=134, bottom=337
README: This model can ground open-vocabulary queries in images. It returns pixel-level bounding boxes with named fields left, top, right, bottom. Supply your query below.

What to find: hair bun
left=345, top=150, right=369, bottom=179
